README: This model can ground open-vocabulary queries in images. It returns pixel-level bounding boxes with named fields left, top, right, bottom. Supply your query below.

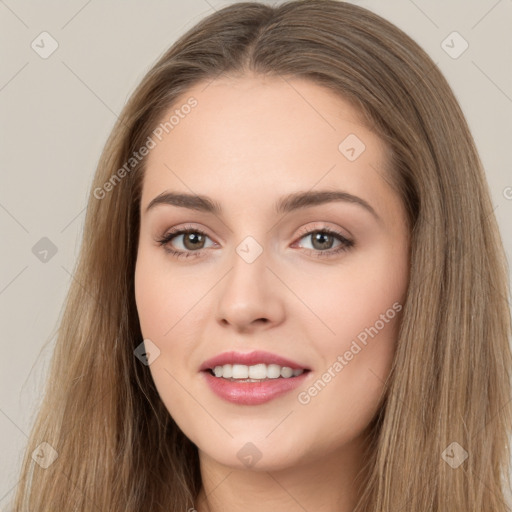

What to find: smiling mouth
left=205, top=363, right=310, bottom=381
left=202, top=362, right=311, bottom=405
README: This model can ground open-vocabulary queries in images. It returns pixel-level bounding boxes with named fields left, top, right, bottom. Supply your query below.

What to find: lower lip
left=201, top=370, right=310, bottom=405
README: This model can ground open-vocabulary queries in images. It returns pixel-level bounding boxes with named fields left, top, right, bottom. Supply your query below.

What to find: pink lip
left=201, top=370, right=310, bottom=405
left=199, top=350, right=309, bottom=372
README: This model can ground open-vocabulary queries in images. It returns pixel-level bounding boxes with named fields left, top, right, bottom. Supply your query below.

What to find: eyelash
left=155, top=223, right=355, bottom=260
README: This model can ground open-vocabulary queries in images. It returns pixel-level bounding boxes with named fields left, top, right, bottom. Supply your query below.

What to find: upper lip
left=200, top=350, right=310, bottom=371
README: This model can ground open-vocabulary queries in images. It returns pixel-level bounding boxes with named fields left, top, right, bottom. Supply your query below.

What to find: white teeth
left=232, top=364, right=249, bottom=379
left=222, top=364, right=232, bottom=378
left=249, top=363, right=266, bottom=379
left=280, top=366, right=293, bottom=378
left=210, top=363, right=305, bottom=380
left=267, top=364, right=281, bottom=379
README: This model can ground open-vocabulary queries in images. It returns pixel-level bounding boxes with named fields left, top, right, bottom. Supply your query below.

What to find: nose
left=215, top=244, right=285, bottom=333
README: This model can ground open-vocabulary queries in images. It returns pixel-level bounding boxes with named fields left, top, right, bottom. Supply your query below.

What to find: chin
left=192, top=431, right=314, bottom=472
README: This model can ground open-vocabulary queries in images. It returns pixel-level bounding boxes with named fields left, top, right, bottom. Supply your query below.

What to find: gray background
left=1, top=0, right=511, bottom=507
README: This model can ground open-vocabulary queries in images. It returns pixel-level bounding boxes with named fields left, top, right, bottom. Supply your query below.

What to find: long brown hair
left=11, top=1, right=512, bottom=510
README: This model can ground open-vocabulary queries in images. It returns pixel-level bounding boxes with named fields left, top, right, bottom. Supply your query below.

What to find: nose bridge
left=225, top=234, right=269, bottom=301
left=215, top=234, right=283, bottom=329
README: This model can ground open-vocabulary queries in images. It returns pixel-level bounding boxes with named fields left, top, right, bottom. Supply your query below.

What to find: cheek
left=299, top=242, right=407, bottom=341
left=294, top=245, right=406, bottom=430
left=134, top=250, right=211, bottom=403
left=134, top=250, right=202, bottom=340
left=134, top=254, right=202, bottom=436
left=297, top=302, right=401, bottom=445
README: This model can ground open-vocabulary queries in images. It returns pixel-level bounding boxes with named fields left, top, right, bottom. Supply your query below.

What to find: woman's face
left=134, top=74, right=410, bottom=471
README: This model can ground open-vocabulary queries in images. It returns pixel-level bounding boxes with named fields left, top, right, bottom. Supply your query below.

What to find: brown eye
left=309, top=231, right=336, bottom=251
left=181, top=232, right=206, bottom=250
left=156, top=227, right=215, bottom=259
left=294, top=227, right=355, bottom=258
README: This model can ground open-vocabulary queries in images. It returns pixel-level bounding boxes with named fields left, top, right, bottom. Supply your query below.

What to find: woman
left=11, top=1, right=512, bottom=511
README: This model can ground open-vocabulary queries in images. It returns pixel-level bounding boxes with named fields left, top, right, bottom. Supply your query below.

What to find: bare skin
left=134, top=73, right=410, bottom=512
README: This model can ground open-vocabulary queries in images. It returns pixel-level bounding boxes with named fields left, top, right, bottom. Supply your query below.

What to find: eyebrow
left=145, top=189, right=380, bottom=221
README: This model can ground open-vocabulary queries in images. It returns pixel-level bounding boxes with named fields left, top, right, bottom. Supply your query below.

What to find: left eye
left=296, top=230, right=345, bottom=251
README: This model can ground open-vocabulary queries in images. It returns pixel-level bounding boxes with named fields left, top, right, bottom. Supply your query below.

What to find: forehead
left=141, top=74, right=391, bottom=216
